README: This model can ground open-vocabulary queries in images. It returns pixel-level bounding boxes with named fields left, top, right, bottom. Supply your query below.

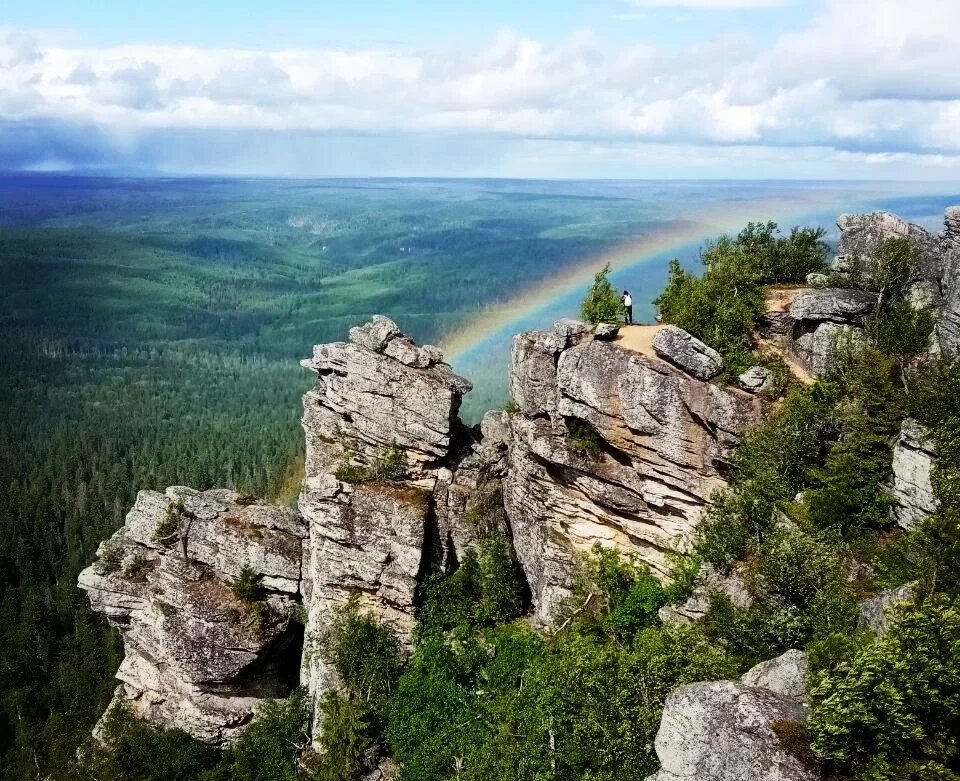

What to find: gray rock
left=78, top=488, right=307, bottom=743
left=652, top=325, right=723, bottom=380
left=738, top=366, right=774, bottom=394
left=805, top=273, right=829, bottom=288
left=858, top=583, right=916, bottom=636
left=788, top=288, right=877, bottom=324
left=938, top=207, right=960, bottom=354
left=741, top=650, right=809, bottom=702
left=507, top=335, right=762, bottom=623
left=348, top=315, right=400, bottom=352
left=648, top=681, right=818, bottom=781
left=791, top=321, right=864, bottom=378
left=889, top=419, right=938, bottom=530
left=836, top=211, right=942, bottom=289
left=594, top=322, right=620, bottom=340
left=553, top=318, right=593, bottom=345
left=383, top=336, right=421, bottom=366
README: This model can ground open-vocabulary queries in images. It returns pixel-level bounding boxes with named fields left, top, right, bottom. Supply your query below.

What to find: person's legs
left=627, top=305, right=633, bottom=325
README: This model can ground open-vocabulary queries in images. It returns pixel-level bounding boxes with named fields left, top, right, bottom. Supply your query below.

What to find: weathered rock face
left=889, top=419, right=938, bottom=530
left=835, top=211, right=942, bottom=286
left=505, top=323, right=763, bottom=623
left=739, top=366, right=774, bottom=394
left=78, top=487, right=308, bottom=743
left=646, top=680, right=818, bottom=781
left=939, top=207, right=960, bottom=354
left=297, top=317, right=487, bottom=724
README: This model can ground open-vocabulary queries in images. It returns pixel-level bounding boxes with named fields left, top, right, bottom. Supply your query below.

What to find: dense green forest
left=3, top=175, right=960, bottom=780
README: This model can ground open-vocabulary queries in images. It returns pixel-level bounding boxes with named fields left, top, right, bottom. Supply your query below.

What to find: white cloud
left=1, top=0, right=959, bottom=176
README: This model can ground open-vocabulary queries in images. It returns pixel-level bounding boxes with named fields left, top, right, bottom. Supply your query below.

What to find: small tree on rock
left=580, top=264, right=624, bottom=325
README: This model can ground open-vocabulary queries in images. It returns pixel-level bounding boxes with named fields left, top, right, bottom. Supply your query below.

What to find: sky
left=1, top=0, right=959, bottom=179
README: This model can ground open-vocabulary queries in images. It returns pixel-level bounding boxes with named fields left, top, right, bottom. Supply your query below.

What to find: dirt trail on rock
left=614, top=324, right=665, bottom=359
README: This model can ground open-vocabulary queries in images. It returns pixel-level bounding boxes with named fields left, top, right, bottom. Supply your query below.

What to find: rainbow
left=438, top=187, right=871, bottom=363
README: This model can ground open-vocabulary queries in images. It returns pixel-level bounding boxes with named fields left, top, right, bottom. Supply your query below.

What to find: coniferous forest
left=3, top=175, right=960, bottom=780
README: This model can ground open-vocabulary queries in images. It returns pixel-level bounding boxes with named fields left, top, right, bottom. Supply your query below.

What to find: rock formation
left=297, top=316, right=482, bottom=712
left=506, top=320, right=763, bottom=622
left=78, top=487, right=308, bottom=743
left=889, top=418, right=938, bottom=530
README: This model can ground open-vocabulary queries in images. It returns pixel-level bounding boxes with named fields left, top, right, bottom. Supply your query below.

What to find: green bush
left=232, top=565, right=264, bottom=603
left=304, top=692, right=375, bottom=781
left=735, top=221, right=829, bottom=284
left=230, top=691, right=309, bottom=781
left=321, top=600, right=406, bottom=707
left=809, top=595, right=960, bottom=779
left=579, top=263, right=624, bottom=325
left=417, top=536, right=525, bottom=634
left=565, top=416, right=602, bottom=458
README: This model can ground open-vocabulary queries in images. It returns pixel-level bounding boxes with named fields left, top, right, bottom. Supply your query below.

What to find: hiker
left=622, top=290, right=633, bottom=325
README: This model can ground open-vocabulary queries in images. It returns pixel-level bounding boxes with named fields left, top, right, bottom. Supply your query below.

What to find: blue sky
left=1, top=0, right=958, bottom=179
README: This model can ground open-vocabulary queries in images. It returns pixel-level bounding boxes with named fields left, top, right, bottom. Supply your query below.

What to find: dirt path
left=614, top=324, right=665, bottom=359
left=764, top=285, right=808, bottom=313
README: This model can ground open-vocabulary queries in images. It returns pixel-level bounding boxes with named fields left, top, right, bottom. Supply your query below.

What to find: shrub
left=809, top=595, right=960, bottom=778
left=735, top=221, right=828, bottom=284
left=334, top=443, right=406, bottom=484
left=123, top=552, right=153, bottom=581
left=579, top=263, right=624, bottom=325
left=565, top=416, right=602, bottom=458
left=417, top=536, right=525, bottom=634
left=654, top=242, right=765, bottom=359
left=99, top=543, right=124, bottom=573
left=306, top=692, right=376, bottom=781
left=322, top=600, right=405, bottom=706
left=229, top=690, right=309, bottom=781
left=154, top=499, right=185, bottom=542
left=232, top=566, right=264, bottom=603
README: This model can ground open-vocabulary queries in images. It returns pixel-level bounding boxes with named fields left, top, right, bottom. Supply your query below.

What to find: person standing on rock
left=621, top=290, right=633, bottom=325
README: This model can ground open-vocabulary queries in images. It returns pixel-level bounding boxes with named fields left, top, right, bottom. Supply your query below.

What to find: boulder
left=553, top=318, right=593, bottom=346
left=836, top=211, right=942, bottom=287
left=889, top=419, right=938, bottom=530
left=647, top=681, right=818, bottom=781
left=938, top=207, right=960, bottom=354
left=348, top=315, right=401, bottom=352
left=738, top=366, right=774, bottom=394
left=857, top=583, right=916, bottom=636
left=791, top=321, right=863, bottom=378
left=805, top=273, right=829, bottom=288
left=788, top=288, right=877, bottom=324
left=594, top=322, right=620, bottom=340
left=741, top=650, right=809, bottom=703
left=652, top=325, right=723, bottom=380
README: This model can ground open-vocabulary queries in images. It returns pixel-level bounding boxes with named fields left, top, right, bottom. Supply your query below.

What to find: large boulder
left=788, top=288, right=877, bottom=324
left=652, top=325, right=723, bottom=380
left=857, top=583, right=916, bottom=636
left=938, top=207, right=960, bottom=354
left=738, top=366, right=774, bottom=394
left=889, top=419, right=938, bottom=530
left=791, top=321, right=864, bottom=377
left=835, top=211, right=942, bottom=286
left=646, top=681, right=818, bottom=781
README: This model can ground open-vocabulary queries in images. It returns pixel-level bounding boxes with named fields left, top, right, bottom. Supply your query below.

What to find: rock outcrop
left=938, top=207, right=960, bottom=353
left=506, top=321, right=763, bottom=622
left=78, top=488, right=308, bottom=743
left=658, top=563, right=752, bottom=625
left=889, top=419, right=938, bottom=530
left=297, top=317, right=496, bottom=728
